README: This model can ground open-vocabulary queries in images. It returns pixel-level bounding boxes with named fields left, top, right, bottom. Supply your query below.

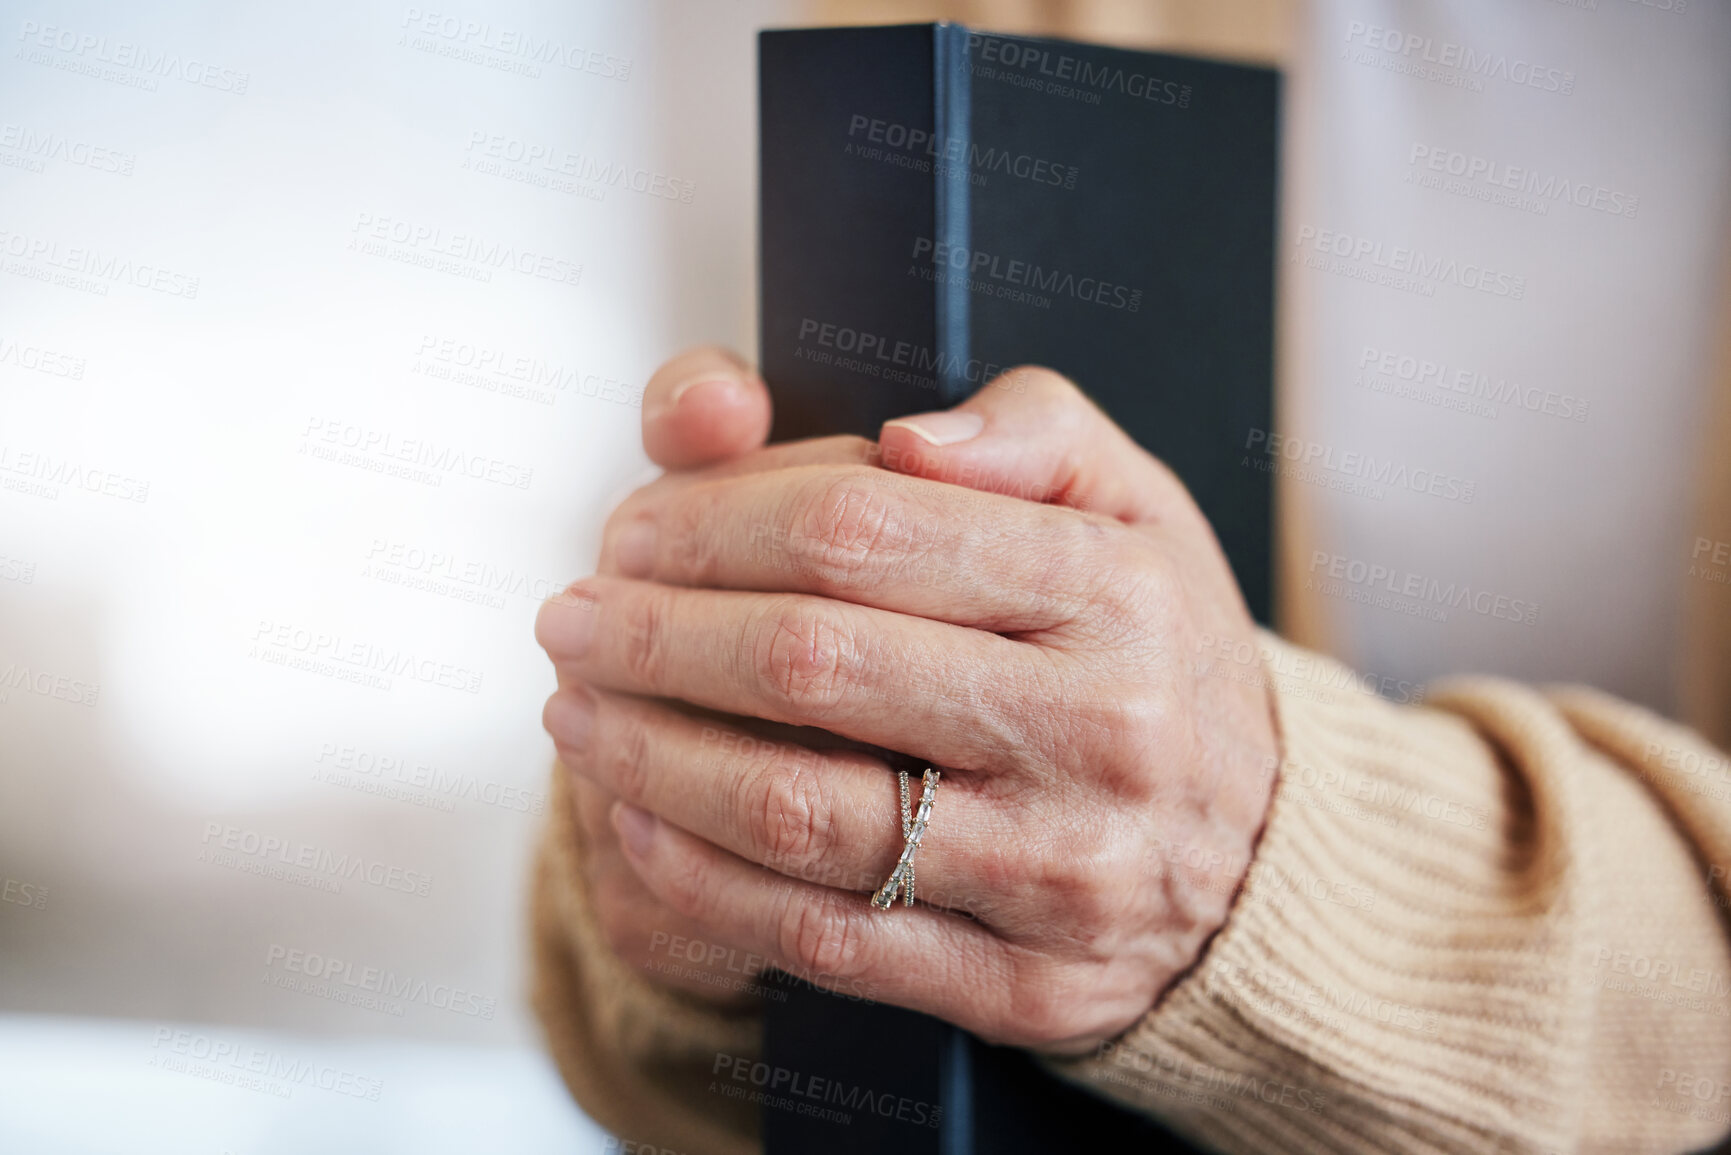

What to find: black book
left=757, top=23, right=1278, bottom=1154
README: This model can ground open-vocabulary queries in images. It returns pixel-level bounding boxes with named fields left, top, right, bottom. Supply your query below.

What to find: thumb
left=876, top=366, right=1197, bottom=528
left=640, top=346, right=773, bottom=470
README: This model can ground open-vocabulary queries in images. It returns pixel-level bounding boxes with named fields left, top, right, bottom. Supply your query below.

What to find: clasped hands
left=535, top=348, right=1278, bottom=1054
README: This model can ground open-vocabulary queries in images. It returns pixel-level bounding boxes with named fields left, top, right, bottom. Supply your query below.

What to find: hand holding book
left=536, top=348, right=1279, bottom=1050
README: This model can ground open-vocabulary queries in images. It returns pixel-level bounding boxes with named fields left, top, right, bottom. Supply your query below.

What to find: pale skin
left=535, top=347, right=1279, bottom=1056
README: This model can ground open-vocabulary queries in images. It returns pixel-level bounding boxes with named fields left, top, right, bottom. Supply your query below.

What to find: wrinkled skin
left=536, top=347, right=1278, bottom=1055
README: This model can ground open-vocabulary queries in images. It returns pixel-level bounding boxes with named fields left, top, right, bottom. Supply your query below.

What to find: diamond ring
left=871, top=767, right=940, bottom=910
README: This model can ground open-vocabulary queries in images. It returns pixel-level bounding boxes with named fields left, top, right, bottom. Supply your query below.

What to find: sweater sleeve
left=529, top=759, right=765, bottom=1155
left=1048, top=634, right=1731, bottom=1155
left=530, top=633, right=1731, bottom=1154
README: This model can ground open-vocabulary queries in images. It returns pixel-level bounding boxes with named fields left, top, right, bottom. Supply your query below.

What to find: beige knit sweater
left=530, top=635, right=1731, bottom=1155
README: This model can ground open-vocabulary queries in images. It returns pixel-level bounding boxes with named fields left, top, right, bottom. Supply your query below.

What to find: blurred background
left=2, top=0, right=1728, bottom=1151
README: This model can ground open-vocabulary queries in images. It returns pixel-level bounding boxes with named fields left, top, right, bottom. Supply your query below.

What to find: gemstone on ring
left=872, top=768, right=940, bottom=910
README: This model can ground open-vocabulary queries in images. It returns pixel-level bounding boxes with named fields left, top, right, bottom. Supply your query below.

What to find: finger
left=568, top=775, right=767, bottom=1005
left=535, top=577, right=1054, bottom=773
left=604, top=461, right=1116, bottom=632
left=877, top=365, right=1204, bottom=532
left=546, top=686, right=1000, bottom=914
left=611, top=801, right=1042, bottom=1045
left=641, top=347, right=773, bottom=470
left=596, top=436, right=879, bottom=576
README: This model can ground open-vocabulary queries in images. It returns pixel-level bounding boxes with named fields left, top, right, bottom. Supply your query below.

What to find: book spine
left=933, top=22, right=973, bottom=406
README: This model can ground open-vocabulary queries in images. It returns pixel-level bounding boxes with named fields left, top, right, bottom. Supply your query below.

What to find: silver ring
left=871, top=768, right=940, bottom=910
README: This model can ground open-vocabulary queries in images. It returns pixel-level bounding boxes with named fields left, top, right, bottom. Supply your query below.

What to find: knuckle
left=658, top=845, right=715, bottom=920
left=1049, top=846, right=1137, bottom=940
left=600, top=709, right=654, bottom=804
left=662, top=489, right=719, bottom=584
left=749, top=599, right=862, bottom=714
left=1005, top=364, right=1081, bottom=404
left=744, top=762, right=837, bottom=877
left=1088, top=532, right=1183, bottom=634
left=778, top=892, right=865, bottom=979
left=789, top=470, right=910, bottom=586
left=1068, top=686, right=1171, bottom=792
left=1011, top=365, right=1094, bottom=430
left=621, top=586, right=674, bottom=687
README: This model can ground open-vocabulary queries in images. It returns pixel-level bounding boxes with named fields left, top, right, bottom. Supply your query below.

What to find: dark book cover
left=757, top=23, right=1278, bottom=1154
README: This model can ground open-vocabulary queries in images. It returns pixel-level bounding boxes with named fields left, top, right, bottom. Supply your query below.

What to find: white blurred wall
left=0, top=0, right=791, bottom=1045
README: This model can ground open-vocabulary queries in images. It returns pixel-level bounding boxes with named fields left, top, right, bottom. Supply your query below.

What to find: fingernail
left=550, top=686, right=596, bottom=753
left=614, top=520, right=657, bottom=579
left=646, top=377, right=740, bottom=423
left=883, top=411, right=984, bottom=446
left=612, top=801, right=657, bottom=858
left=669, top=377, right=741, bottom=408
left=545, top=580, right=599, bottom=658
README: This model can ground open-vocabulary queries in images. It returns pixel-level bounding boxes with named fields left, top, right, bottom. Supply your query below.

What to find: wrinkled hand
left=537, top=349, right=1279, bottom=1051
left=548, top=348, right=876, bottom=1008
